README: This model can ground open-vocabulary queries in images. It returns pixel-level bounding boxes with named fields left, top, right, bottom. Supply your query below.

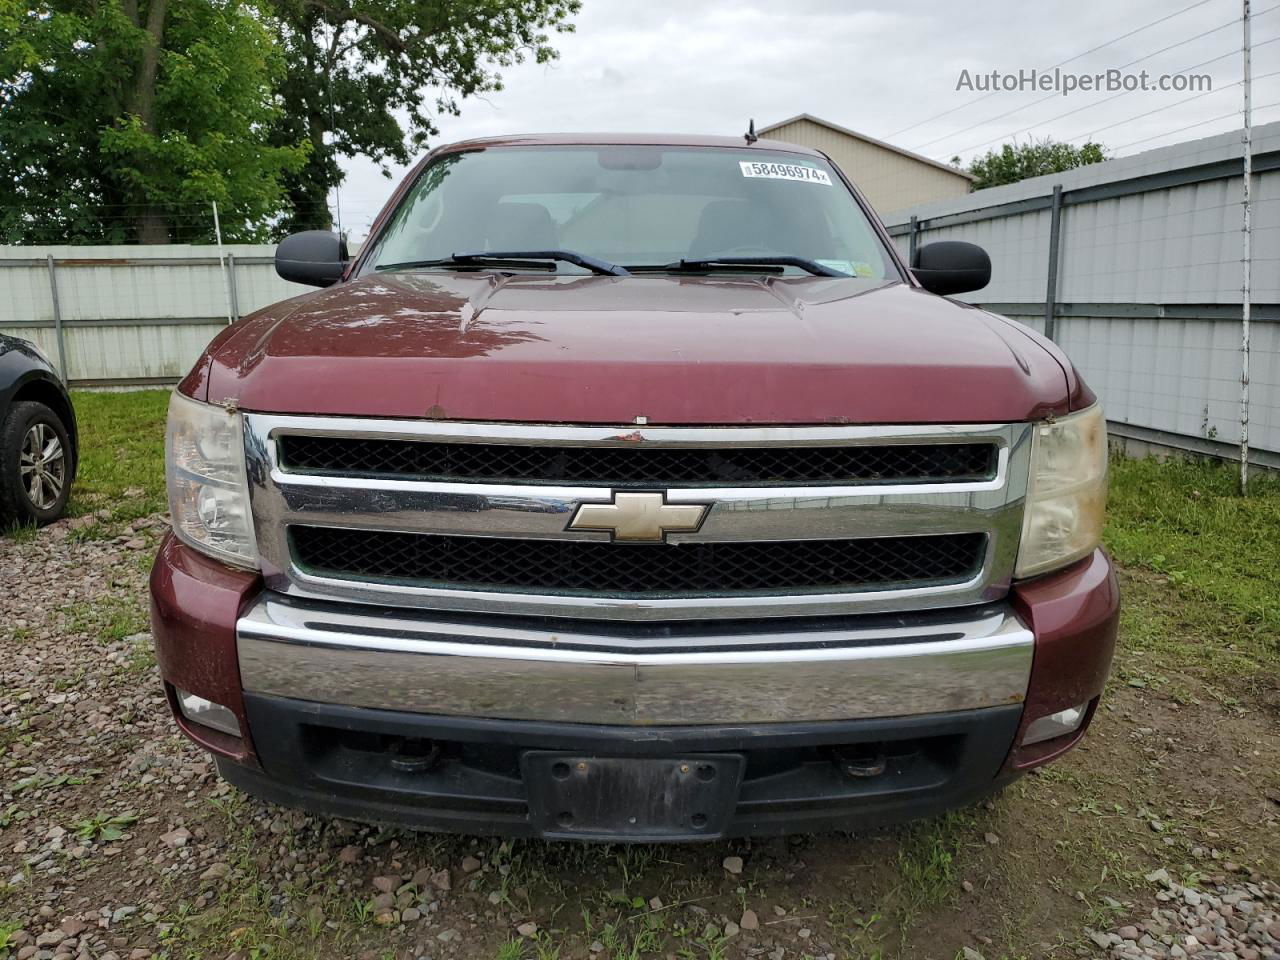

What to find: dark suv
left=0, top=334, right=78, bottom=528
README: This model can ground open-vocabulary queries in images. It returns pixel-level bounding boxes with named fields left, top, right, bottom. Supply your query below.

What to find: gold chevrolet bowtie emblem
left=568, top=492, right=708, bottom=542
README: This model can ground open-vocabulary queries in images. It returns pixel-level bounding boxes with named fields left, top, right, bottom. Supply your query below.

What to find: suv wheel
left=1, top=400, right=73, bottom=527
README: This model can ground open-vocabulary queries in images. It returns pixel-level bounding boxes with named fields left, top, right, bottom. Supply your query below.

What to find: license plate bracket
left=522, top=753, right=744, bottom=841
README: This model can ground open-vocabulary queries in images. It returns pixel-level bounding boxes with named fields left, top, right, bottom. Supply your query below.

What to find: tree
left=956, top=138, right=1108, bottom=190
left=263, top=0, right=581, bottom=232
left=0, top=1, right=308, bottom=243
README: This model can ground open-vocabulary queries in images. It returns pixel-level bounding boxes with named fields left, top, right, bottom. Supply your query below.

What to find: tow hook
left=831, top=745, right=887, bottom=778
left=388, top=738, right=441, bottom=773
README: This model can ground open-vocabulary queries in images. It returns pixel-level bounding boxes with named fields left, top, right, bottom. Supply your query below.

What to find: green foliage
left=0, top=920, right=24, bottom=957
left=0, top=0, right=581, bottom=241
left=956, top=138, right=1108, bottom=190
left=97, top=1, right=310, bottom=238
left=0, top=0, right=307, bottom=243
left=262, top=0, right=582, bottom=231
left=74, top=810, right=139, bottom=841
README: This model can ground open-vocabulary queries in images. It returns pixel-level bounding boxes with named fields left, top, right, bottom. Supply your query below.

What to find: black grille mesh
left=290, top=527, right=987, bottom=596
left=277, top=436, right=996, bottom=487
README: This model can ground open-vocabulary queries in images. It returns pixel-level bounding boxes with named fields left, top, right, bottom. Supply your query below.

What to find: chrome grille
left=291, top=527, right=987, bottom=596
left=277, top=435, right=998, bottom=487
left=243, top=416, right=1031, bottom=622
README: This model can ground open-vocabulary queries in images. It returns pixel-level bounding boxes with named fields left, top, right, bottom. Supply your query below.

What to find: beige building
left=758, top=113, right=974, bottom=216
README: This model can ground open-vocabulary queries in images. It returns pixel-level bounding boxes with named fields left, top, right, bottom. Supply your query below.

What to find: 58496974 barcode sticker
left=739, top=161, right=832, bottom=185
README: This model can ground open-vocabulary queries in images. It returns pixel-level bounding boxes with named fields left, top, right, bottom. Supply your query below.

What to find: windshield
left=362, top=145, right=900, bottom=279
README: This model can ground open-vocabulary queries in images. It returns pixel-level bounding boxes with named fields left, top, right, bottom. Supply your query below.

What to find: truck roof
left=435, top=132, right=824, bottom=157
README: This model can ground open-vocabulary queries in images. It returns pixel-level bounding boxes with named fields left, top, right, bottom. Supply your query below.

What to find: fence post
left=44, top=254, right=69, bottom=382
left=227, top=252, right=241, bottom=323
left=1239, top=0, right=1252, bottom=494
left=1043, top=184, right=1064, bottom=341
left=908, top=215, right=920, bottom=264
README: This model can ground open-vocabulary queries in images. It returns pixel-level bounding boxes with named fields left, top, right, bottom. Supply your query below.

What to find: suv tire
left=1, top=400, right=73, bottom=528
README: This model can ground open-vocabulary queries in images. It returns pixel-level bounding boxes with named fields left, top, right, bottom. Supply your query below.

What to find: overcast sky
left=334, top=0, right=1278, bottom=238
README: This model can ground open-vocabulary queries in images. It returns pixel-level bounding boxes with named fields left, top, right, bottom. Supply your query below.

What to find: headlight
left=165, top=392, right=259, bottom=569
left=1015, top=404, right=1107, bottom=579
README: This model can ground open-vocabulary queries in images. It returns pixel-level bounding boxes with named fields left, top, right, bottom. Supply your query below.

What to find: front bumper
left=150, top=535, right=1119, bottom=838
left=220, top=697, right=1024, bottom=839
left=236, top=595, right=1034, bottom=726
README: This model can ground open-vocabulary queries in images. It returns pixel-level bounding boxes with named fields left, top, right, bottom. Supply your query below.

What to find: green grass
left=1105, top=456, right=1280, bottom=629
left=894, top=811, right=970, bottom=925
left=63, top=594, right=150, bottom=643
left=1103, top=456, right=1280, bottom=684
left=67, top=388, right=170, bottom=520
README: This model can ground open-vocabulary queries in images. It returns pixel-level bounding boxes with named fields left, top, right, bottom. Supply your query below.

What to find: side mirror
left=911, top=241, right=990, bottom=296
left=276, top=230, right=348, bottom=287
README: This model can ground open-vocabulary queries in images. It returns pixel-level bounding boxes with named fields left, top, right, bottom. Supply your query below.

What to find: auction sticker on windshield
left=739, top=161, right=832, bottom=185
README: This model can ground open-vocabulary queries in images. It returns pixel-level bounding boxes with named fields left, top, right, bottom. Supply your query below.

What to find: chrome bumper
left=237, top=594, right=1033, bottom=726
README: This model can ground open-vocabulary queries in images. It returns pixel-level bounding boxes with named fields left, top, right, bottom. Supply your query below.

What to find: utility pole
left=211, top=200, right=231, bottom=325
left=1240, top=0, right=1252, bottom=494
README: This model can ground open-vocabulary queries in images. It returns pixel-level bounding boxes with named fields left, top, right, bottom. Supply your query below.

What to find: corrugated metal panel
left=4, top=328, right=61, bottom=363
left=4, top=323, right=227, bottom=382
left=1057, top=178, right=1278, bottom=304
left=64, top=323, right=229, bottom=381
left=0, top=244, right=310, bottom=322
left=883, top=121, right=1279, bottom=458
left=0, top=244, right=313, bottom=382
left=1054, top=316, right=1279, bottom=451
left=234, top=259, right=310, bottom=315
left=893, top=210, right=1052, bottom=303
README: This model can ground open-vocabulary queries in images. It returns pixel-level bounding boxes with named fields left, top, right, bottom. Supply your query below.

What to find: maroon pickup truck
left=150, top=133, right=1118, bottom=841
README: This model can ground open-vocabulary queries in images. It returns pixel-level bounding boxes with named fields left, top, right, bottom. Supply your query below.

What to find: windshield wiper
left=659, top=256, right=846, bottom=278
left=377, top=250, right=629, bottom=277
left=459, top=250, right=629, bottom=276
left=376, top=255, right=556, bottom=273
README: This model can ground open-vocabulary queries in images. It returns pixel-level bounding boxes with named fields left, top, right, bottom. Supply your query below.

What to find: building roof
left=436, top=132, right=823, bottom=155
left=757, top=114, right=977, bottom=182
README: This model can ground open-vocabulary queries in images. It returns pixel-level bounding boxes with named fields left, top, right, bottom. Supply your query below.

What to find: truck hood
left=193, top=273, right=1083, bottom=424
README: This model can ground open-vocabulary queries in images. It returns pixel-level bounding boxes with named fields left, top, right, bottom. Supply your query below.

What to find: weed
left=3, top=522, right=38, bottom=542
left=74, top=810, right=139, bottom=842
left=0, top=920, right=22, bottom=957
left=10, top=769, right=100, bottom=794
left=350, top=897, right=374, bottom=925
left=896, top=814, right=966, bottom=910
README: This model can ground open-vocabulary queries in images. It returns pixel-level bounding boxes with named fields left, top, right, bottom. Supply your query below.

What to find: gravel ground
left=2, top=513, right=177, bottom=960
left=2, top=512, right=1278, bottom=960
left=1096, top=871, right=1279, bottom=960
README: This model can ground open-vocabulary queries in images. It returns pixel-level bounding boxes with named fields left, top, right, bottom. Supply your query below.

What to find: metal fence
left=882, top=120, right=1280, bottom=468
left=0, top=244, right=310, bottom=385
